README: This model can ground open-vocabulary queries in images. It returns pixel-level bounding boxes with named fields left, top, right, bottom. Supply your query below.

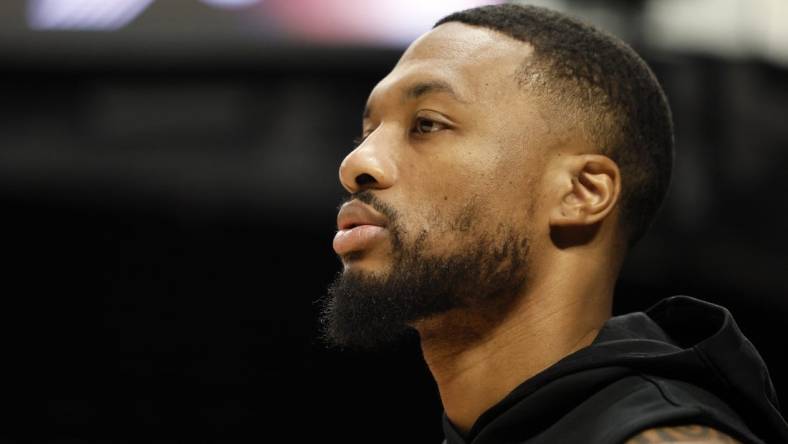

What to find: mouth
left=333, top=224, right=388, bottom=256
left=334, top=200, right=389, bottom=256
left=339, top=221, right=368, bottom=230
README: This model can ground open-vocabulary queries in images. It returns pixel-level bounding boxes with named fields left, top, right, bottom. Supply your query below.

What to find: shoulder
left=625, top=424, right=742, bottom=443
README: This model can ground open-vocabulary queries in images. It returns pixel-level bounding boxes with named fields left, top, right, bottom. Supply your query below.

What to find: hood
left=444, top=295, right=788, bottom=443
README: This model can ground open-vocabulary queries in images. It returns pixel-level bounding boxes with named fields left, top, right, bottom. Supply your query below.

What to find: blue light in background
left=27, top=0, right=155, bottom=31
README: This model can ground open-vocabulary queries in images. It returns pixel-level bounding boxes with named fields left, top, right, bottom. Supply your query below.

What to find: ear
left=548, top=154, right=621, bottom=228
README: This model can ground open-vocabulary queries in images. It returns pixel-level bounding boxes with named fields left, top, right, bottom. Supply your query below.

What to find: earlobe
left=549, top=154, right=621, bottom=228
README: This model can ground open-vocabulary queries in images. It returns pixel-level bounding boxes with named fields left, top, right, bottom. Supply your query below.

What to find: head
left=320, top=4, right=674, bottom=350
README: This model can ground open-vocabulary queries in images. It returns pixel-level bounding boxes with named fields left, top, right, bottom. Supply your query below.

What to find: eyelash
left=352, top=117, right=446, bottom=148
left=413, top=117, right=445, bottom=135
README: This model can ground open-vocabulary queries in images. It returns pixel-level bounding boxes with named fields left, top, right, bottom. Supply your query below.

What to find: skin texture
left=625, top=425, right=742, bottom=443
left=333, top=22, right=718, bottom=439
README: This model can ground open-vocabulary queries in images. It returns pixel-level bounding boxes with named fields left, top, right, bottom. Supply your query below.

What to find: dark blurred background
left=1, top=0, right=786, bottom=442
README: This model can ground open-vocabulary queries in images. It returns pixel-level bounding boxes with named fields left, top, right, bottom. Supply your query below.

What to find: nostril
left=355, top=173, right=377, bottom=187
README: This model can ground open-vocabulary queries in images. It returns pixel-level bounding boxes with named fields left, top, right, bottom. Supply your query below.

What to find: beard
left=319, top=190, right=531, bottom=351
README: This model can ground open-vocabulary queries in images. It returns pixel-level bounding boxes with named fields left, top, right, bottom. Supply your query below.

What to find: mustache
left=338, top=190, right=400, bottom=226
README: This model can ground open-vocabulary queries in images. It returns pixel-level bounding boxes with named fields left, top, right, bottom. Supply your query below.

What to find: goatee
left=319, top=191, right=530, bottom=350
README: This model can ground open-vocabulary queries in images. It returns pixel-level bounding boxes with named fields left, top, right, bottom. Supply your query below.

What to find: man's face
left=320, top=23, right=554, bottom=349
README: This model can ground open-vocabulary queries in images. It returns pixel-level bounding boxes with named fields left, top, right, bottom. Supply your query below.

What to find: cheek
left=407, top=157, right=497, bottom=210
left=395, top=192, right=492, bottom=256
left=394, top=133, right=536, bottom=243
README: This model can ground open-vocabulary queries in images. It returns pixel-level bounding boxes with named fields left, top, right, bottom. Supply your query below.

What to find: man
left=320, top=4, right=788, bottom=443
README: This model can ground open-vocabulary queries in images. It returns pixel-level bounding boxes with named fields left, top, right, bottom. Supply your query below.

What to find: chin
left=341, top=251, right=391, bottom=273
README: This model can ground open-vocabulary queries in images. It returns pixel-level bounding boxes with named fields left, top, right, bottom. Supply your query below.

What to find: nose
left=338, top=130, right=398, bottom=193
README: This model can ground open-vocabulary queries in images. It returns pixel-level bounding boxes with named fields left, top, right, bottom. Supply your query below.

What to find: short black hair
left=435, top=4, right=674, bottom=247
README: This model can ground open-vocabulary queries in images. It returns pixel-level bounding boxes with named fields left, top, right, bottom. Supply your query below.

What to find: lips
left=336, top=200, right=387, bottom=230
left=333, top=200, right=388, bottom=256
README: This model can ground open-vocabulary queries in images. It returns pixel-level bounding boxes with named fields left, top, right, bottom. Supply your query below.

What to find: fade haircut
left=435, top=4, right=674, bottom=247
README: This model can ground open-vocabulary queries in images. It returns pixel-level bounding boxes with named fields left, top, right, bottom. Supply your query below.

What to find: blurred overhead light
left=261, top=0, right=502, bottom=46
left=27, top=0, right=154, bottom=31
left=644, top=0, right=788, bottom=66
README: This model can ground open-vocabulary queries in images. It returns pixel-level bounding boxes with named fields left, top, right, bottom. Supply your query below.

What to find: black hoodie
left=442, top=296, right=788, bottom=443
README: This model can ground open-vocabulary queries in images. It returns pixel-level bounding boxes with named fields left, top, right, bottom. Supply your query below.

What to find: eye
left=413, top=117, right=445, bottom=135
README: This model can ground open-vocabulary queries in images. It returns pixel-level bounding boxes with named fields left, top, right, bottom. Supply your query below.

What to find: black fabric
left=442, top=296, right=788, bottom=443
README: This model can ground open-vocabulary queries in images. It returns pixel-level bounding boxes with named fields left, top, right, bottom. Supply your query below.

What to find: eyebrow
left=362, top=80, right=468, bottom=120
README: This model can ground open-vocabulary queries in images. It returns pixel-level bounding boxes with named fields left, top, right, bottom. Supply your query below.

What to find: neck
left=414, top=250, right=617, bottom=436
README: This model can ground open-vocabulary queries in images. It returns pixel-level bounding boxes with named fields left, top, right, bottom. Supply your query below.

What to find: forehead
left=368, top=22, right=533, bottom=106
